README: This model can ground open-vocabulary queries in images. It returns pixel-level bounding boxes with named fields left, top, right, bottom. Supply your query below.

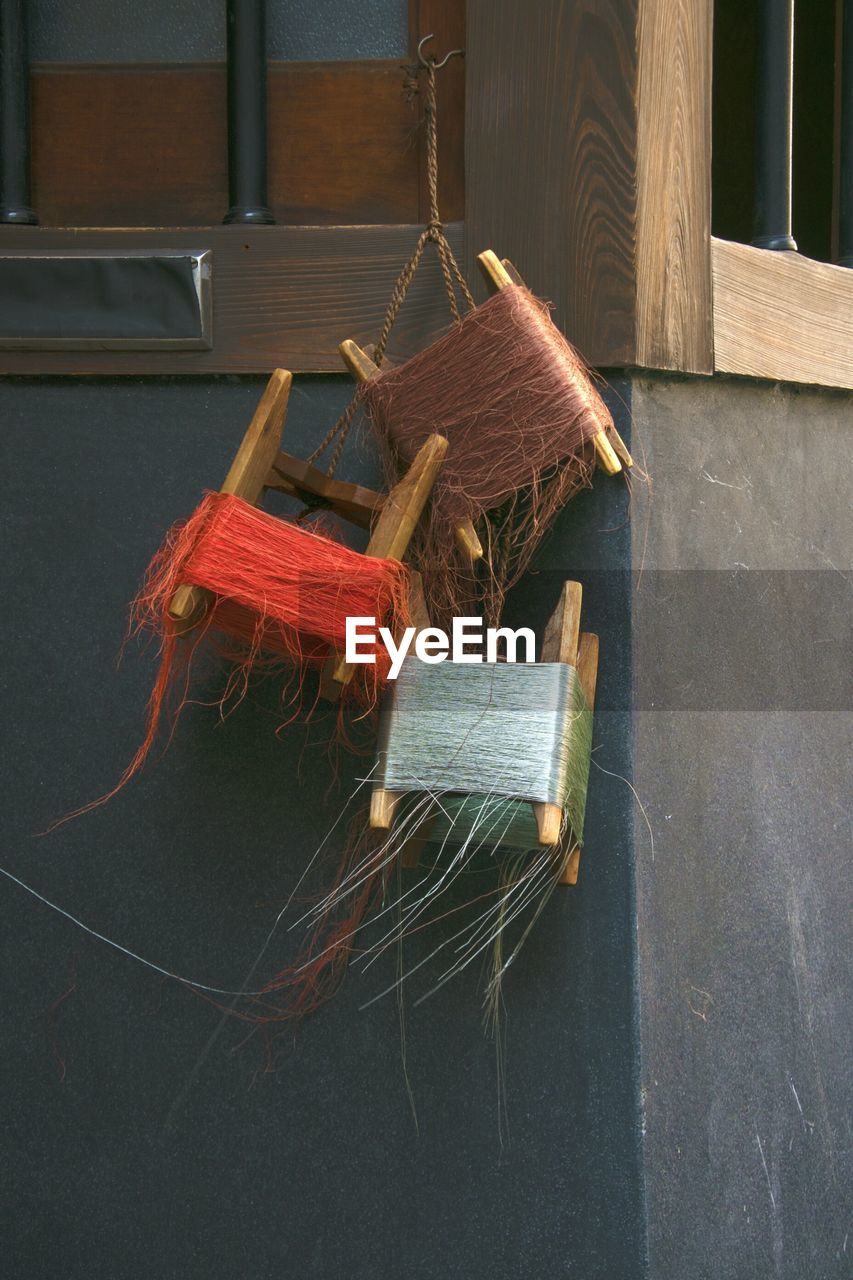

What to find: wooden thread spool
left=167, top=367, right=447, bottom=696
left=370, top=580, right=599, bottom=885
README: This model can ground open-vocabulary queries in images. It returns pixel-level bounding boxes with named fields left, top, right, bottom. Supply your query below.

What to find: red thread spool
left=75, top=492, right=412, bottom=815
left=141, top=492, right=409, bottom=670
left=360, top=284, right=614, bottom=625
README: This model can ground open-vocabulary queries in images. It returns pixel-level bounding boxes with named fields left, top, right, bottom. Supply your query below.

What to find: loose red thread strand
left=361, top=283, right=613, bottom=627
left=185, top=817, right=397, bottom=1027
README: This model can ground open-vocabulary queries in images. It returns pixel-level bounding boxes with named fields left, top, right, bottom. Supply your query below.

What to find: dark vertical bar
left=223, top=0, right=274, bottom=225
left=838, top=0, right=853, bottom=264
left=0, top=0, right=38, bottom=224
left=753, top=0, right=797, bottom=250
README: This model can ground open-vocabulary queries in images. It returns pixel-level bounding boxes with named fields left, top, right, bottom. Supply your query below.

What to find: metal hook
left=417, top=34, right=465, bottom=70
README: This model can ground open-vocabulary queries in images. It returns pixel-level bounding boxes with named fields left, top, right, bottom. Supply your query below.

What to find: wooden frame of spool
left=167, top=366, right=447, bottom=697
left=370, top=579, right=600, bottom=886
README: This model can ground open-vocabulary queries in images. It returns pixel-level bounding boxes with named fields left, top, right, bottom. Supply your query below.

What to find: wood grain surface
left=465, top=0, right=639, bottom=364
left=712, top=237, right=853, bottom=389
left=409, top=0, right=466, bottom=225
left=636, top=0, right=714, bottom=373
left=0, top=223, right=464, bottom=374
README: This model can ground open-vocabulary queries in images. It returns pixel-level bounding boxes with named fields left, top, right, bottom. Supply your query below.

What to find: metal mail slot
left=0, top=250, right=212, bottom=349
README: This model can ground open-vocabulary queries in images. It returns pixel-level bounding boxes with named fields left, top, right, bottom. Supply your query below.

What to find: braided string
left=372, top=60, right=474, bottom=362
left=307, top=57, right=474, bottom=477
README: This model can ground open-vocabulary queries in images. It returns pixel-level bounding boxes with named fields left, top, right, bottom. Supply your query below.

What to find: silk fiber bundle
left=360, top=284, right=611, bottom=627
left=378, top=659, right=593, bottom=850
left=259, top=658, right=594, bottom=1023
left=74, top=492, right=412, bottom=814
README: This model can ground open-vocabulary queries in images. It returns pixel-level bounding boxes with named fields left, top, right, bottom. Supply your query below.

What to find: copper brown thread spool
left=351, top=267, right=629, bottom=628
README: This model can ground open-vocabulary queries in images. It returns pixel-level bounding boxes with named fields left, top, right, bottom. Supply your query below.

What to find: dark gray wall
left=629, top=376, right=852, bottom=1280
left=4, top=367, right=848, bottom=1279
left=9, top=7, right=647, bottom=1275
left=0, top=374, right=643, bottom=1280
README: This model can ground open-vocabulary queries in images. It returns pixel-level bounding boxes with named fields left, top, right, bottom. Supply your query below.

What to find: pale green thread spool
left=376, top=659, right=593, bottom=853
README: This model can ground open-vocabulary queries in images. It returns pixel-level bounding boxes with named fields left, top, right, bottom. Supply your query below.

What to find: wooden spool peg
left=475, top=250, right=633, bottom=473
left=168, top=367, right=292, bottom=633
left=338, top=338, right=484, bottom=563
left=370, top=570, right=435, bottom=859
left=325, top=431, right=448, bottom=691
left=369, top=787, right=402, bottom=831
left=559, top=630, right=600, bottom=885
left=532, top=579, right=583, bottom=845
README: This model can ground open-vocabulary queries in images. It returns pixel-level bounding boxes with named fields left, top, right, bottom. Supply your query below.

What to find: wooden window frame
left=0, top=0, right=464, bottom=375
left=464, top=0, right=853, bottom=391
left=3, top=0, right=851, bottom=386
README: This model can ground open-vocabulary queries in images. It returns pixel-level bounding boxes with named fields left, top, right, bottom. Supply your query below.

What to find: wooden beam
left=219, top=370, right=293, bottom=502
left=465, top=0, right=639, bottom=365
left=635, top=0, right=714, bottom=373
left=265, top=454, right=384, bottom=530
left=712, top=237, right=853, bottom=389
left=368, top=566, right=432, bottom=848
left=361, top=434, right=449, bottom=563
left=465, top=0, right=715, bottom=375
left=0, top=223, right=465, bottom=374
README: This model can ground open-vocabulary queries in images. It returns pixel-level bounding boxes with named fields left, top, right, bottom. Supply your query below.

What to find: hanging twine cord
left=307, top=55, right=474, bottom=478
left=372, top=58, right=475, bottom=360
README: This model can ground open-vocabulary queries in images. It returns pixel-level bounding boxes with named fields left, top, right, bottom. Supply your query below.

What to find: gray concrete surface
left=629, top=375, right=852, bottom=1280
